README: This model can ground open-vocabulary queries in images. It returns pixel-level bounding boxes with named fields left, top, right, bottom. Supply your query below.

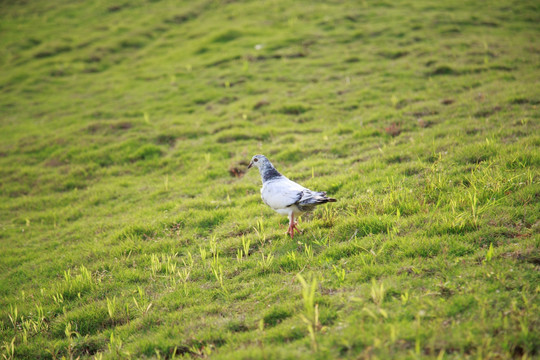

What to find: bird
left=247, top=154, right=337, bottom=238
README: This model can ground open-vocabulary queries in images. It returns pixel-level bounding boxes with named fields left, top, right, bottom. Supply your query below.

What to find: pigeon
left=248, top=154, right=337, bottom=238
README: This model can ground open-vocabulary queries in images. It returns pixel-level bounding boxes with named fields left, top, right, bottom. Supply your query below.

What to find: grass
left=0, top=0, right=539, bottom=358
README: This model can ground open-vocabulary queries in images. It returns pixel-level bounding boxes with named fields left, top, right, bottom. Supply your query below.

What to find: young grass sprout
left=253, top=219, right=266, bottom=245
left=286, top=251, right=297, bottom=263
left=108, top=332, right=123, bottom=357
left=332, top=265, right=346, bottom=284
left=209, top=235, right=218, bottom=256
left=59, top=265, right=98, bottom=299
left=296, top=273, right=321, bottom=351
left=64, top=322, right=81, bottom=360
left=371, top=279, right=386, bottom=306
left=150, top=254, right=161, bottom=277
left=484, top=243, right=494, bottom=264
left=8, top=305, right=17, bottom=331
left=178, top=266, right=191, bottom=296
left=242, top=235, right=251, bottom=257
left=211, top=252, right=227, bottom=295
left=199, top=246, right=207, bottom=261
left=132, top=286, right=152, bottom=317
left=304, top=243, right=314, bottom=261
left=106, top=296, right=118, bottom=323
left=1, top=337, right=15, bottom=360
left=258, top=252, right=274, bottom=272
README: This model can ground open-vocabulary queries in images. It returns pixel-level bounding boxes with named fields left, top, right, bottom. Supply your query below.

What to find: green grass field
left=1, top=0, right=539, bottom=358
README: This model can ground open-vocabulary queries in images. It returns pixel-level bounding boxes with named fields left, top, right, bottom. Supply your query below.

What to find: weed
left=150, top=254, right=161, bottom=277
left=242, top=235, right=251, bottom=257
left=331, top=265, right=346, bottom=283
left=209, top=235, right=218, bottom=256
left=165, top=254, right=178, bottom=276
left=286, top=251, right=297, bottom=263
left=319, top=205, right=339, bottom=227
left=58, top=265, right=98, bottom=299
left=106, top=296, right=117, bottom=323
left=210, top=252, right=227, bottom=295
left=45, top=341, right=61, bottom=360
left=370, top=279, right=386, bottom=306
left=108, top=332, right=123, bottom=357
left=312, top=231, right=330, bottom=248
left=184, top=251, right=194, bottom=268
left=199, top=246, right=207, bottom=261
left=258, top=253, right=275, bottom=272
left=132, top=286, right=152, bottom=317
left=304, top=243, right=314, bottom=261
left=1, top=337, right=15, bottom=360
left=296, top=273, right=321, bottom=351
left=468, top=189, right=479, bottom=227
left=253, top=219, right=266, bottom=245
left=64, top=322, right=80, bottom=360
left=177, top=267, right=191, bottom=296
left=484, top=243, right=495, bottom=264
left=7, top=306, right=17, bottom=331
left=52, top=293, right=64, bottom=305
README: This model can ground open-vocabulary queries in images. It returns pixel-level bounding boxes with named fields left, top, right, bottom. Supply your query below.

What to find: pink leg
left=288, top=213, right=295, bottom=239
left=287, top=213, right=303, bottom=238
left=292, top=220, right=302, bottom=234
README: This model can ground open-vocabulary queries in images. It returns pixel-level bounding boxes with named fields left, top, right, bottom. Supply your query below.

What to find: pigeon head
left=248, top=155, right=282, bottom=182
left=247, top=154, right=268, bottom=169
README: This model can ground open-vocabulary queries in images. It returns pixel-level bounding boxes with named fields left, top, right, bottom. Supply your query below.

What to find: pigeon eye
left=254, top=158, right=258, bottom=162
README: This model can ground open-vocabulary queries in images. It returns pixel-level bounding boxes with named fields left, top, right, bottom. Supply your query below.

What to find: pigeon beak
left=247, top=161, right=253, bottom=169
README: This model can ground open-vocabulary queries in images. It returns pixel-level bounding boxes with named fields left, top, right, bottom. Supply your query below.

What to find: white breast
left=261, top=177, right=305, bottom=215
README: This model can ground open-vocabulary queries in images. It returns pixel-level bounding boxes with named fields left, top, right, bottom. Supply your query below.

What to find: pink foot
left=292, top=222, right=302, bottom=234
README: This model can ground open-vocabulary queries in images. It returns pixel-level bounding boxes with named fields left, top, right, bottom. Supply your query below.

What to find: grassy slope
left=0, top=0, right=539, bottom=358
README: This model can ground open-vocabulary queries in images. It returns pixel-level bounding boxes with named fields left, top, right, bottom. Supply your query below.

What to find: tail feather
left=297, top=191, right=337, bottom=210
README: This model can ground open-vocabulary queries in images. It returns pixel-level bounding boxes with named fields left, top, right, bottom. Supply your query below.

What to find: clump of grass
left=296, top=273, right=321, bottom=351
left=107, top=332, right=124, bottom=357
left=132, top=286, right=152, bottom=317
left=429, top=65, right=457, bottom=75
left=236, top=235, right=251, bottom=263
left=483, top=243, right=494, bottom=264
left=278, top=104, right=310, bottom=115
left=130, top=144, right=163, bottom=162
left=332, top=265, right=346, bottom=284
left=64, top=322, right=81, bottom=360
left=370, top=279, right=386, bottom=306
left=258, top=252, right=275, bottom=272
left=211, top=252, right=227, bottom=295
left=1, top=337, right=15, bottom=360
left=212, top=29, right=243, bottom=43
left=263, top=307, right=291, bottom=327
left=106, top=296, right=118, bottom=323
left=57, top=265, right=98, bottom=300
left=303, top=243, right=314, bottom=261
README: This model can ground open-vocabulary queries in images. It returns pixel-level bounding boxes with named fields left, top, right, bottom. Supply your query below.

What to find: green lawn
left=0, top=0, right=539, bottom=359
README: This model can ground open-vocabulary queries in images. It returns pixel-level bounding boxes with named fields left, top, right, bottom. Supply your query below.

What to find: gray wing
left=295, top=189, right=337, bottom=211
